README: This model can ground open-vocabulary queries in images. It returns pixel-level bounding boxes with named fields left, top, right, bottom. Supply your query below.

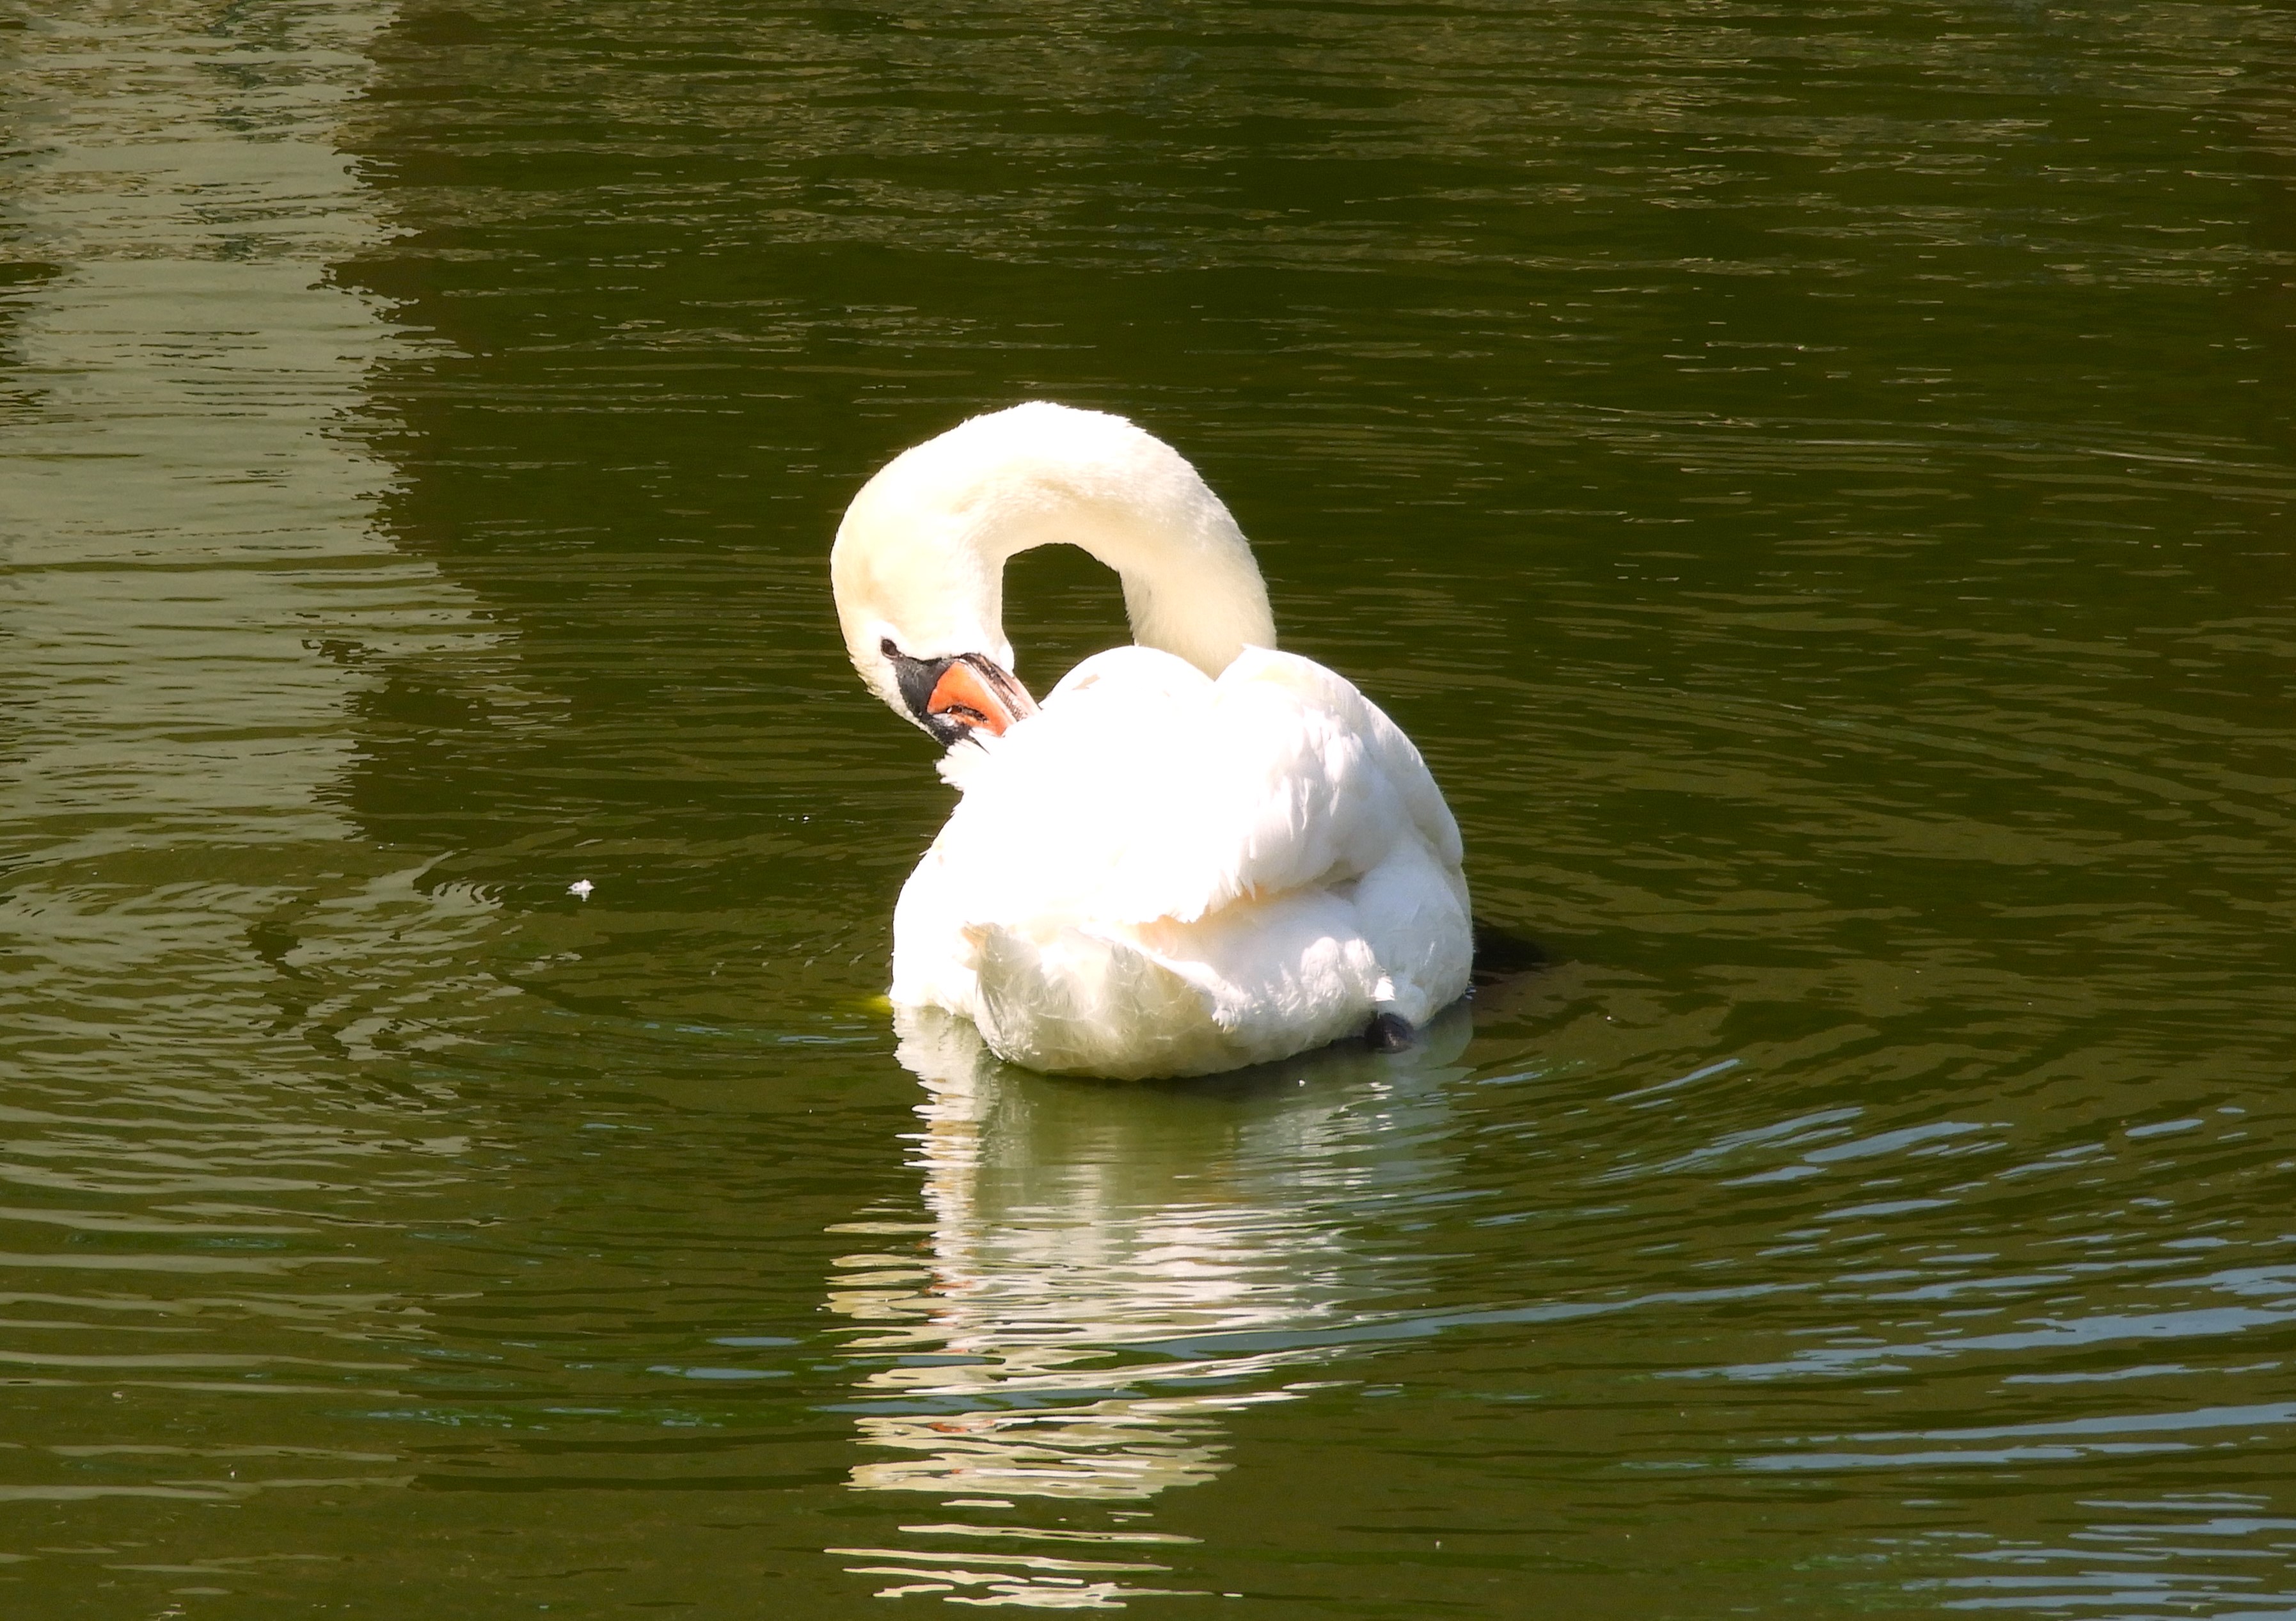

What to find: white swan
left=830, top=402, right=1471, bottom=1079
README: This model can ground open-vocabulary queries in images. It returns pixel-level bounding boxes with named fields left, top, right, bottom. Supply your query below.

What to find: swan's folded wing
left=930, top=645, right=1453, bottom=930
left=1215, top=645, right=1462, bottom=875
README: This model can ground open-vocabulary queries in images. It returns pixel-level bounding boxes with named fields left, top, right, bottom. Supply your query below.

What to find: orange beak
left=924, top=654, right=1036, bottom=738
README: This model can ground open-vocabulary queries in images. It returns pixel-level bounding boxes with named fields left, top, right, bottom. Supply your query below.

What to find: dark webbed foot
left=1364, top=1011, right=1414, bottom=1052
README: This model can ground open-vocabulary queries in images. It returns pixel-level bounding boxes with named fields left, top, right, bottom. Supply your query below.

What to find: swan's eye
left=880, top=637, right=901, bottom=660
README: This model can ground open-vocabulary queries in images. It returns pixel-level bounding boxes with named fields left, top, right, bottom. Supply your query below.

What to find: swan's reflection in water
left=828, top=1006, right=1470, bottom=1606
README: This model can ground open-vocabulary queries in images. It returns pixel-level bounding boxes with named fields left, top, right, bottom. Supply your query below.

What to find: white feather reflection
left=828, top=1005, right=1469, bottom=1604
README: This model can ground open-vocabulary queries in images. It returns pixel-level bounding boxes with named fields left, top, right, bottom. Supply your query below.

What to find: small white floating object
left=568, top=880, right=594, bottom=900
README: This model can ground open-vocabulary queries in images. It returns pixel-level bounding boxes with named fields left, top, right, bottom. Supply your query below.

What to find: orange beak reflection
left=926, top=654, right=1036, bottom=738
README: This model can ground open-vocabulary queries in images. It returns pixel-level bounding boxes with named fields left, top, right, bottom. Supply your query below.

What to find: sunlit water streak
left=0, top=0, right=503, bottom=1529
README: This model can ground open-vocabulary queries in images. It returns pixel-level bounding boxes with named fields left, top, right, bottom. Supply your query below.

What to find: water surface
left=4, top=1, right=2295, bottom=1615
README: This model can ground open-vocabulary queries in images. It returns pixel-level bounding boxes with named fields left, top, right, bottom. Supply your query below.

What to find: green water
left=4, top=1, right=2295, bottom=1614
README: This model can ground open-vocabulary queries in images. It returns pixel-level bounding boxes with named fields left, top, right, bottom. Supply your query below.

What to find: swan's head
left=830, top=416, right=1043, bottom=748
left=857, top=633, right=1037, bottom=752
left=830, top=402, right=1276, bottom=748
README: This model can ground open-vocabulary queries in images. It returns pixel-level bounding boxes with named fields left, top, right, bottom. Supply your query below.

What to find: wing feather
left=924, top=645, right=1449, bottom=931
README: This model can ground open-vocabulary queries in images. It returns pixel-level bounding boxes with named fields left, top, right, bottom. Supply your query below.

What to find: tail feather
left=970, top=923, right=1244, bottom=1079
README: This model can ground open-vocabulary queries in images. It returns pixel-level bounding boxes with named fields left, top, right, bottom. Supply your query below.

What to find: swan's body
left=831, top=402, right=1470, bottom=1079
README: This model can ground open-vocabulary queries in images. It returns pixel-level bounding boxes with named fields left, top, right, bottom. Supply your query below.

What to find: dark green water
left=4, top=1, right=2295, bottom=1614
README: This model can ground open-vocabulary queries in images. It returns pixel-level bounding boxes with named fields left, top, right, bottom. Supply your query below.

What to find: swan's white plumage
left=892, top=645, right=1469, bottom=1078
left=835, top=402, right=1472, bottom=1079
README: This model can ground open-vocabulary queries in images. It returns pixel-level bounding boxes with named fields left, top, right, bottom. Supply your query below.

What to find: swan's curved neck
left=833, top=406, right=1277, bottom=685
left=983, top=476, right=1274, bottom=681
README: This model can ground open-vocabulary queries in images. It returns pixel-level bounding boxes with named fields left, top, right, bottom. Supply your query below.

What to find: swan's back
left=892, top=646, right=1471, bottom=1078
